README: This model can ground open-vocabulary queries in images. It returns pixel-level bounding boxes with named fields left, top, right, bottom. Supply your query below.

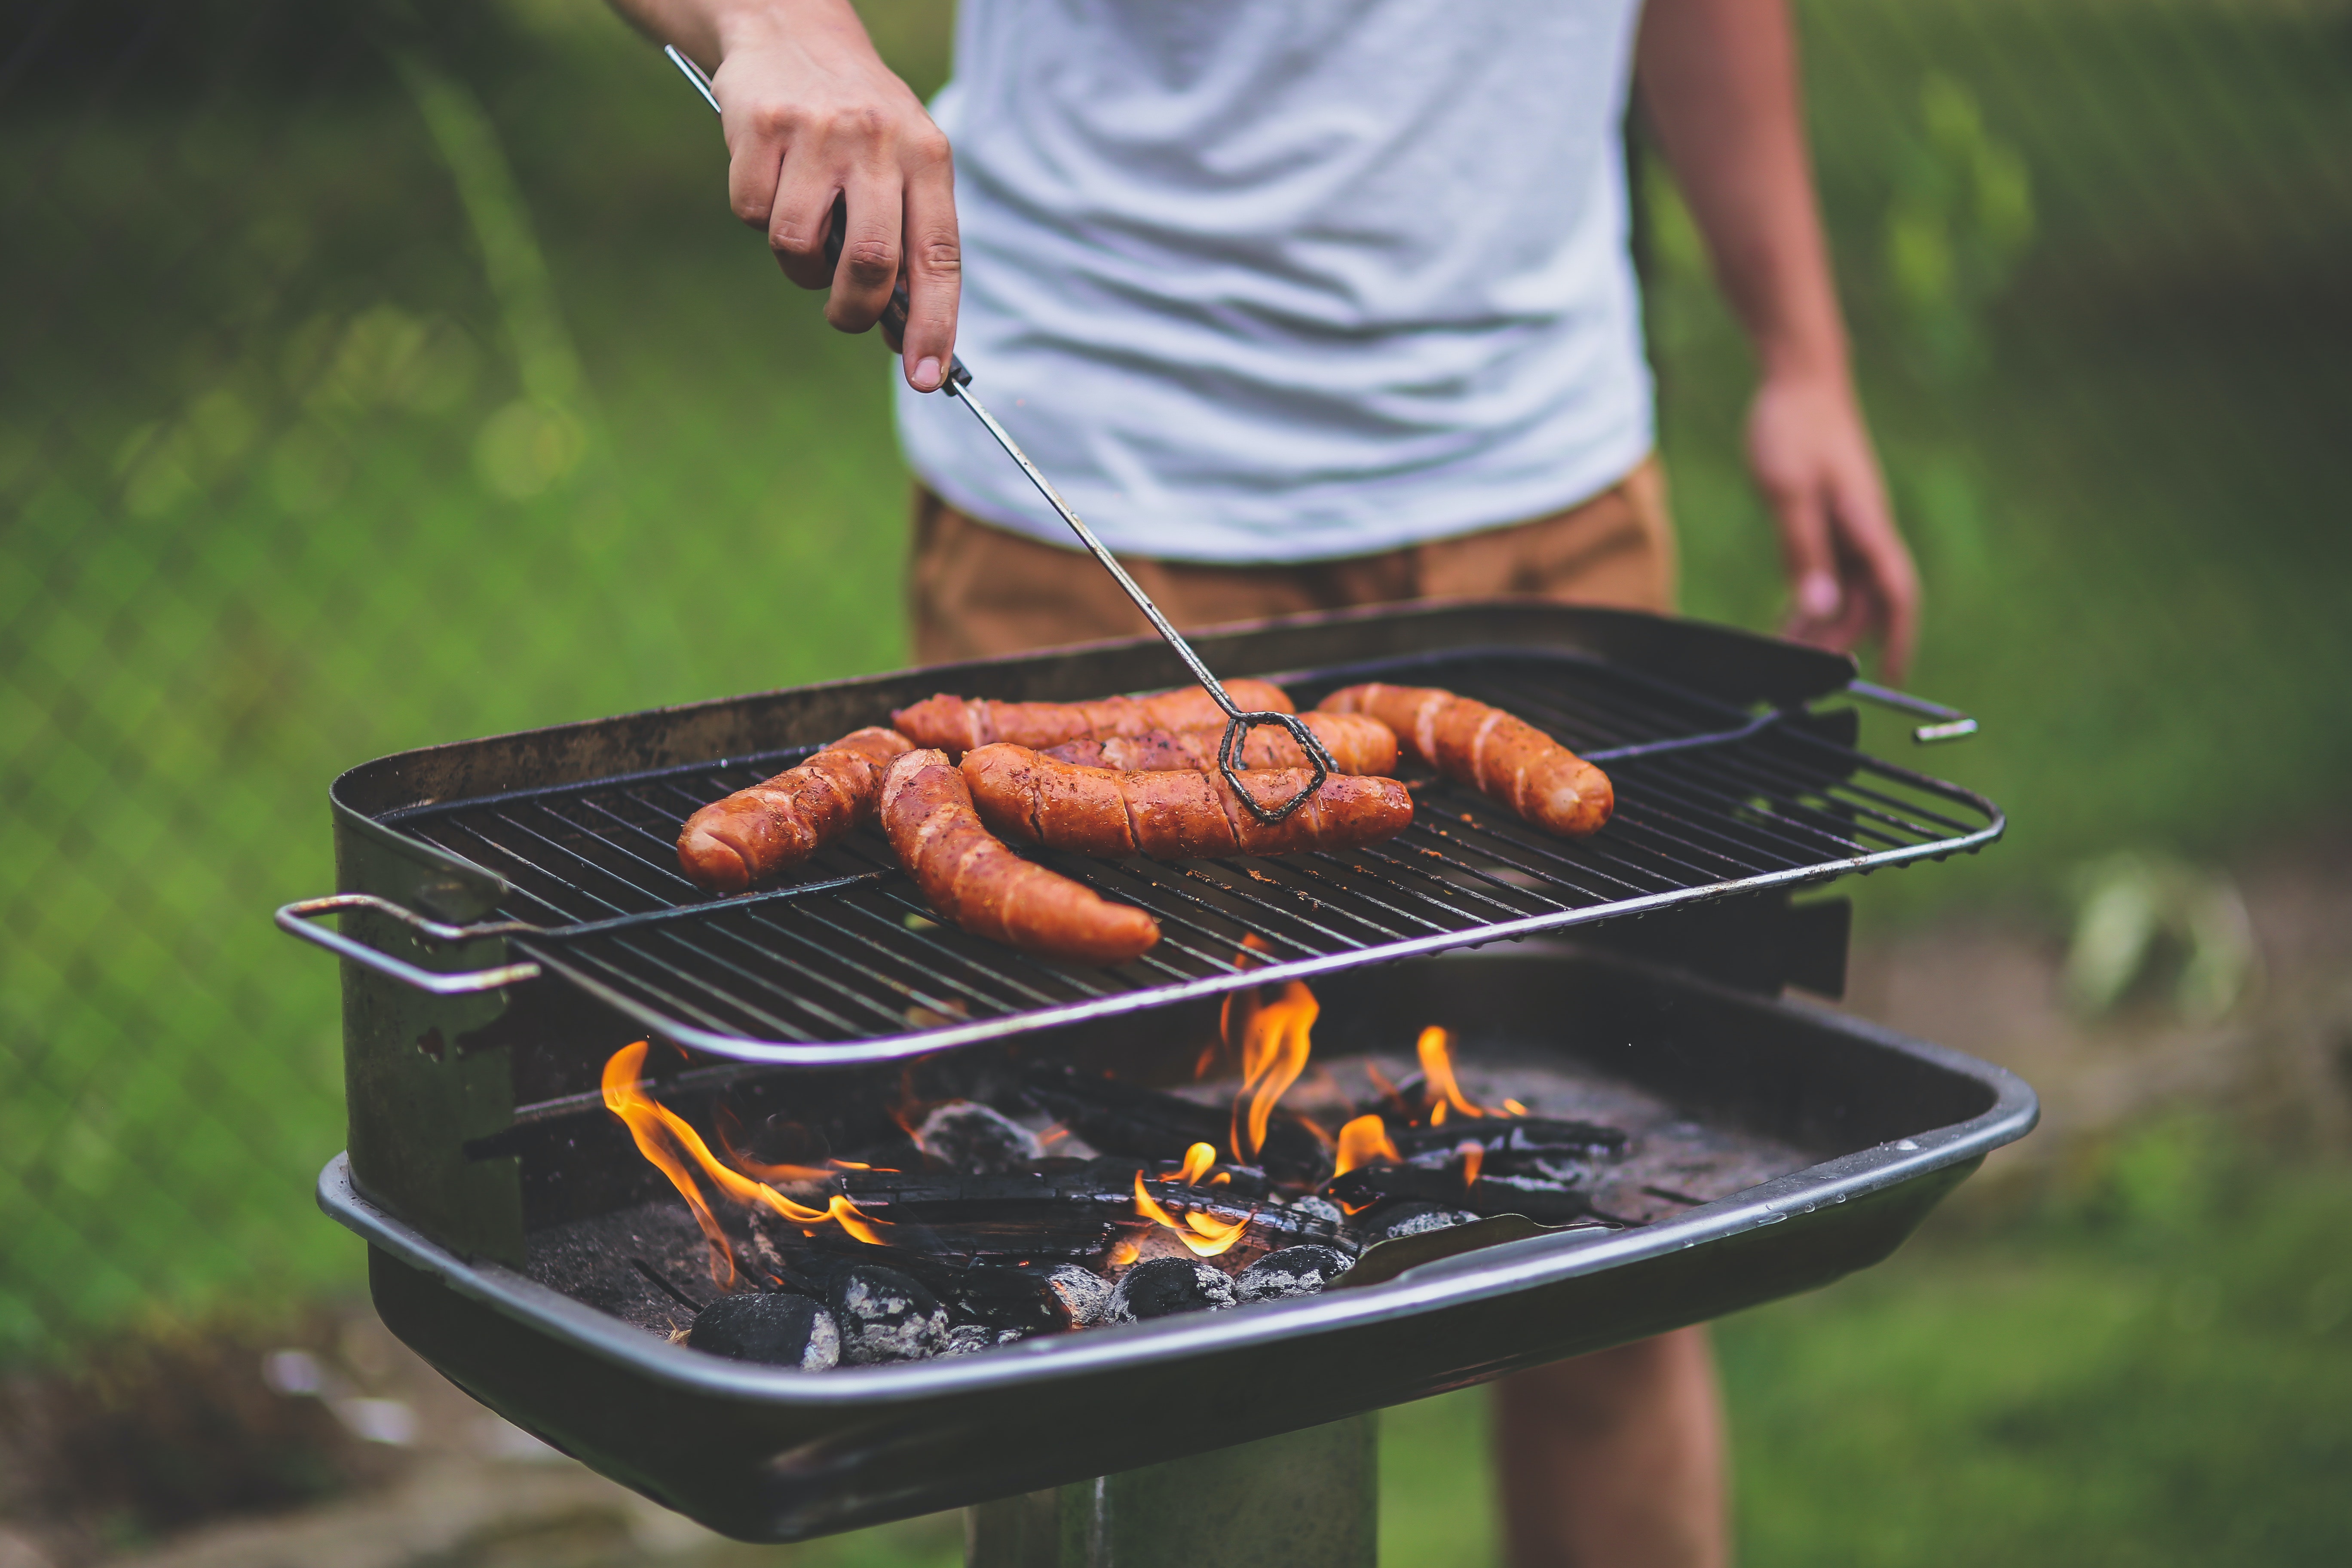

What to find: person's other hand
left=1746, top=371, right=1919, bottom=682
left=710, top=2, right=958, bottom=390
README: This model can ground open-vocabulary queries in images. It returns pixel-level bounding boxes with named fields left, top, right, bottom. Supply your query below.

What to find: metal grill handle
left=276, top=894, right=543, bottom=995
left=1847, top=680, right=1980, bottom=744
left=662, top=45, right=1337, bottom=824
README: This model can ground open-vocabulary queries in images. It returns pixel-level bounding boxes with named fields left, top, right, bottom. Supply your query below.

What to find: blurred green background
left=3, top=0, right=2348, bottom=1562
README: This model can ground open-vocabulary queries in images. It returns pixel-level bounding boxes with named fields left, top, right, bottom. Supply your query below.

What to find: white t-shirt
left=892, top=0, right=1654, bottom=565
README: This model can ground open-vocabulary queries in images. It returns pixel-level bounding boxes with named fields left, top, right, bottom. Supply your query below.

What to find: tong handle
left=662, top=45, right=1324, bottom=821
left=819, top=195, right=972, bottom=386
left=665, top=46, right=968, bottom=383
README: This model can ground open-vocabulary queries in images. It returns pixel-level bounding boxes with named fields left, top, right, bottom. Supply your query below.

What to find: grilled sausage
left=879, top=749, right=1161, bottom=965
left=1317, top=683, right=1612, bottom=838
left=677, top=727, right=914, bottom=893
left=960, top=745, right=1415, bottom=860
left=1040, top=711, right=1399, bottom=777
left=891, top=679, right=1295, bottom=757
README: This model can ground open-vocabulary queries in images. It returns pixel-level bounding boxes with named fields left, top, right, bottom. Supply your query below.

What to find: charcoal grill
left=289, top=602, right=2032, bottom=1550
left=281, top=601, right=1996, bottom=1069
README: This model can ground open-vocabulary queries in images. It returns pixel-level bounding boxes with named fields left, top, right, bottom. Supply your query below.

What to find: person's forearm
left=606, top=0, right=865, bottom=70
left=1635, top=0, right=1848, bottom=385
left=601, top=0, right=961, bottom=386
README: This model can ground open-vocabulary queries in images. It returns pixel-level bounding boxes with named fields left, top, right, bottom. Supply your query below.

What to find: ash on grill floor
left=524, top=1046, right=1814, bottom=1357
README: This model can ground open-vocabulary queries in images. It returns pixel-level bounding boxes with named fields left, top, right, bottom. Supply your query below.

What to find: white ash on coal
left=1323, top=1163, right=1597, bottom=1225
left=1361, top=1202, right=1480, bottom=1241
left=1107, top=1256, right=1238, bottom=1321
left=686, top=1291, right=840, bottom=1370
left=799, top=1262, right=952, bottom=1364
left=789, top=1241, right=1074, bottom=1340
left=942, top=1323, right=1027, bottom=1355
left=1046, top=1263, right=1114, bottom=1327
left=1235, top=1245, right=1353, bottom=1303
left=916, top=1101, right=1045, bottom=1175
left=1281, top=1194, right=1345, bottom=1227
left=1391, top=1116, right=1627, bottom=1188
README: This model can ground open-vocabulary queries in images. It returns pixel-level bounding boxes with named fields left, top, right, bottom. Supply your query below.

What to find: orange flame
left=603, top=1042, right=888, bottom=1284
left=1418, top=1026, right=1510, bottom=1121
left=1161, top=1142, right=1218, bottom=1186
left=1231, top=980, right=1317, bottom=1164
left=1333, top=1113, right=1400, bottom=1178
left=1108, top=1238, right=1142, bottom=1268
left=1131, top=1170, right=1253, bottom=1257
left=1210, top=934, right=1276, bottom=1077
left=714, top=1109, right=836, bottom=1185
left=1457, top=1140, right=1485, bottom=1188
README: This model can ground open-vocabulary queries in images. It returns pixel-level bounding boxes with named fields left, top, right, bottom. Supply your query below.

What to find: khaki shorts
left=907, top=456, right=1678, bottom=664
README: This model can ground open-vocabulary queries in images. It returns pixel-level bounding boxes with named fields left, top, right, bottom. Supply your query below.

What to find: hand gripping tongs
left=665, top=47, right=1335, bottom=823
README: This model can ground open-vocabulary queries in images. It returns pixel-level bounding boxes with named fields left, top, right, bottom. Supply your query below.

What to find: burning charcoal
left=916, top=1101, right=1045, bottom=1175
left=939, top=1263, right=1074, bottom=1336
left=1280, top=1193, right=1345, bottom=1225
left=1024, top=1065, right=1327, bottom=1181
left=1108, top=1256, right=1239, bottom=1321
left=799, top=1262, right=952, bottom=1364
left=794, top=1243, right=1070, bottom=1338
left=1360, top=1202, right=1480, bottom=1242
left=686, top=1292, right=840, bottom=1371
left=1281, top=1194, right=1346, bottom=1228
left=1323, top=1164, right=1597, bottom=1226
left=1046, top=1263, right=1114, bottom=1327
left=1235, top=1245, right=1353, bottom=1304
left=1392, top=1118, right=1628, bottom=1186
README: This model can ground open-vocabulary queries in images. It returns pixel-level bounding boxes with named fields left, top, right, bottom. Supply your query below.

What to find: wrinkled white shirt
left=893, top=0, right=1653, bottom=564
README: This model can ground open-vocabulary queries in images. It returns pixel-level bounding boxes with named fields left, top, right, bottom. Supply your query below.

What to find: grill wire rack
left=303, top=649, right=2000, bottom=1063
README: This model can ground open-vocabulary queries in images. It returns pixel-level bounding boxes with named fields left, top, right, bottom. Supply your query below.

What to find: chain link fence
left=4, top=0, right=2348, bottom=1376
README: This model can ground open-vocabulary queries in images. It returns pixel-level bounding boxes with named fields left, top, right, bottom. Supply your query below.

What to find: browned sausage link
left=677, top=727, right=915, bottom=893
left=960, top=745, right=1415, bottom=860
left=891, top=679, right=1295, bottom=756
left=1317, top=683, right=1613, bottom=838
left=1040, top=711, right=1400, bottom=777
left=879, top=750, right=1161, bottom=965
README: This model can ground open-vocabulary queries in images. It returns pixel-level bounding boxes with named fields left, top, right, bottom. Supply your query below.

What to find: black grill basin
left=321, top=946, right=2034, bottom=1542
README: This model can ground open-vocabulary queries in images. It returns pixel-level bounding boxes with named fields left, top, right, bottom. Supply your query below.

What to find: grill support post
left=964, top=1413, right=1378, bottom=1568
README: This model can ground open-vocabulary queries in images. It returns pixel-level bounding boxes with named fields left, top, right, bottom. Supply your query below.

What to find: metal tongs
left=665, top=47, right=1334, bottom=824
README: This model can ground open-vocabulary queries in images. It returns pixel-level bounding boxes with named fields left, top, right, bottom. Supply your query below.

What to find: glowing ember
left=603, top=1041, right=887, bottom=1286
left=1333, top=1113, right=1400, bottom=1178
left=1503, top=1098, right=1531, bottom=1117
left=1108, top=1238, right=1142, bottom=1268
left=1231, top=980, right=1317, bottom=1164
left=1130, top=1169, right=1253, bottom=1257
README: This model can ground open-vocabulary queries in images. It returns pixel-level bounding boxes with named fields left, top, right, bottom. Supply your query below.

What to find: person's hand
left=1745, top=370, right=1919, bottom=682
left=710, top=1, right=959, bottom=390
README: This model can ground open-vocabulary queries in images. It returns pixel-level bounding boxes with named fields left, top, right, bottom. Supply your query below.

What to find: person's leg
left=1414, top=456, right=1678, bottom=613
left=1494, top=1327, right=1728, bottom=1568
left=907, top=487, right=1413, bottom=661
left=1417, top=459, right=1723, bottom=1567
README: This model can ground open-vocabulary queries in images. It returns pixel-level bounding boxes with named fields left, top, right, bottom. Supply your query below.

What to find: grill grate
left=377, top=650, right=1999, bottom=1063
